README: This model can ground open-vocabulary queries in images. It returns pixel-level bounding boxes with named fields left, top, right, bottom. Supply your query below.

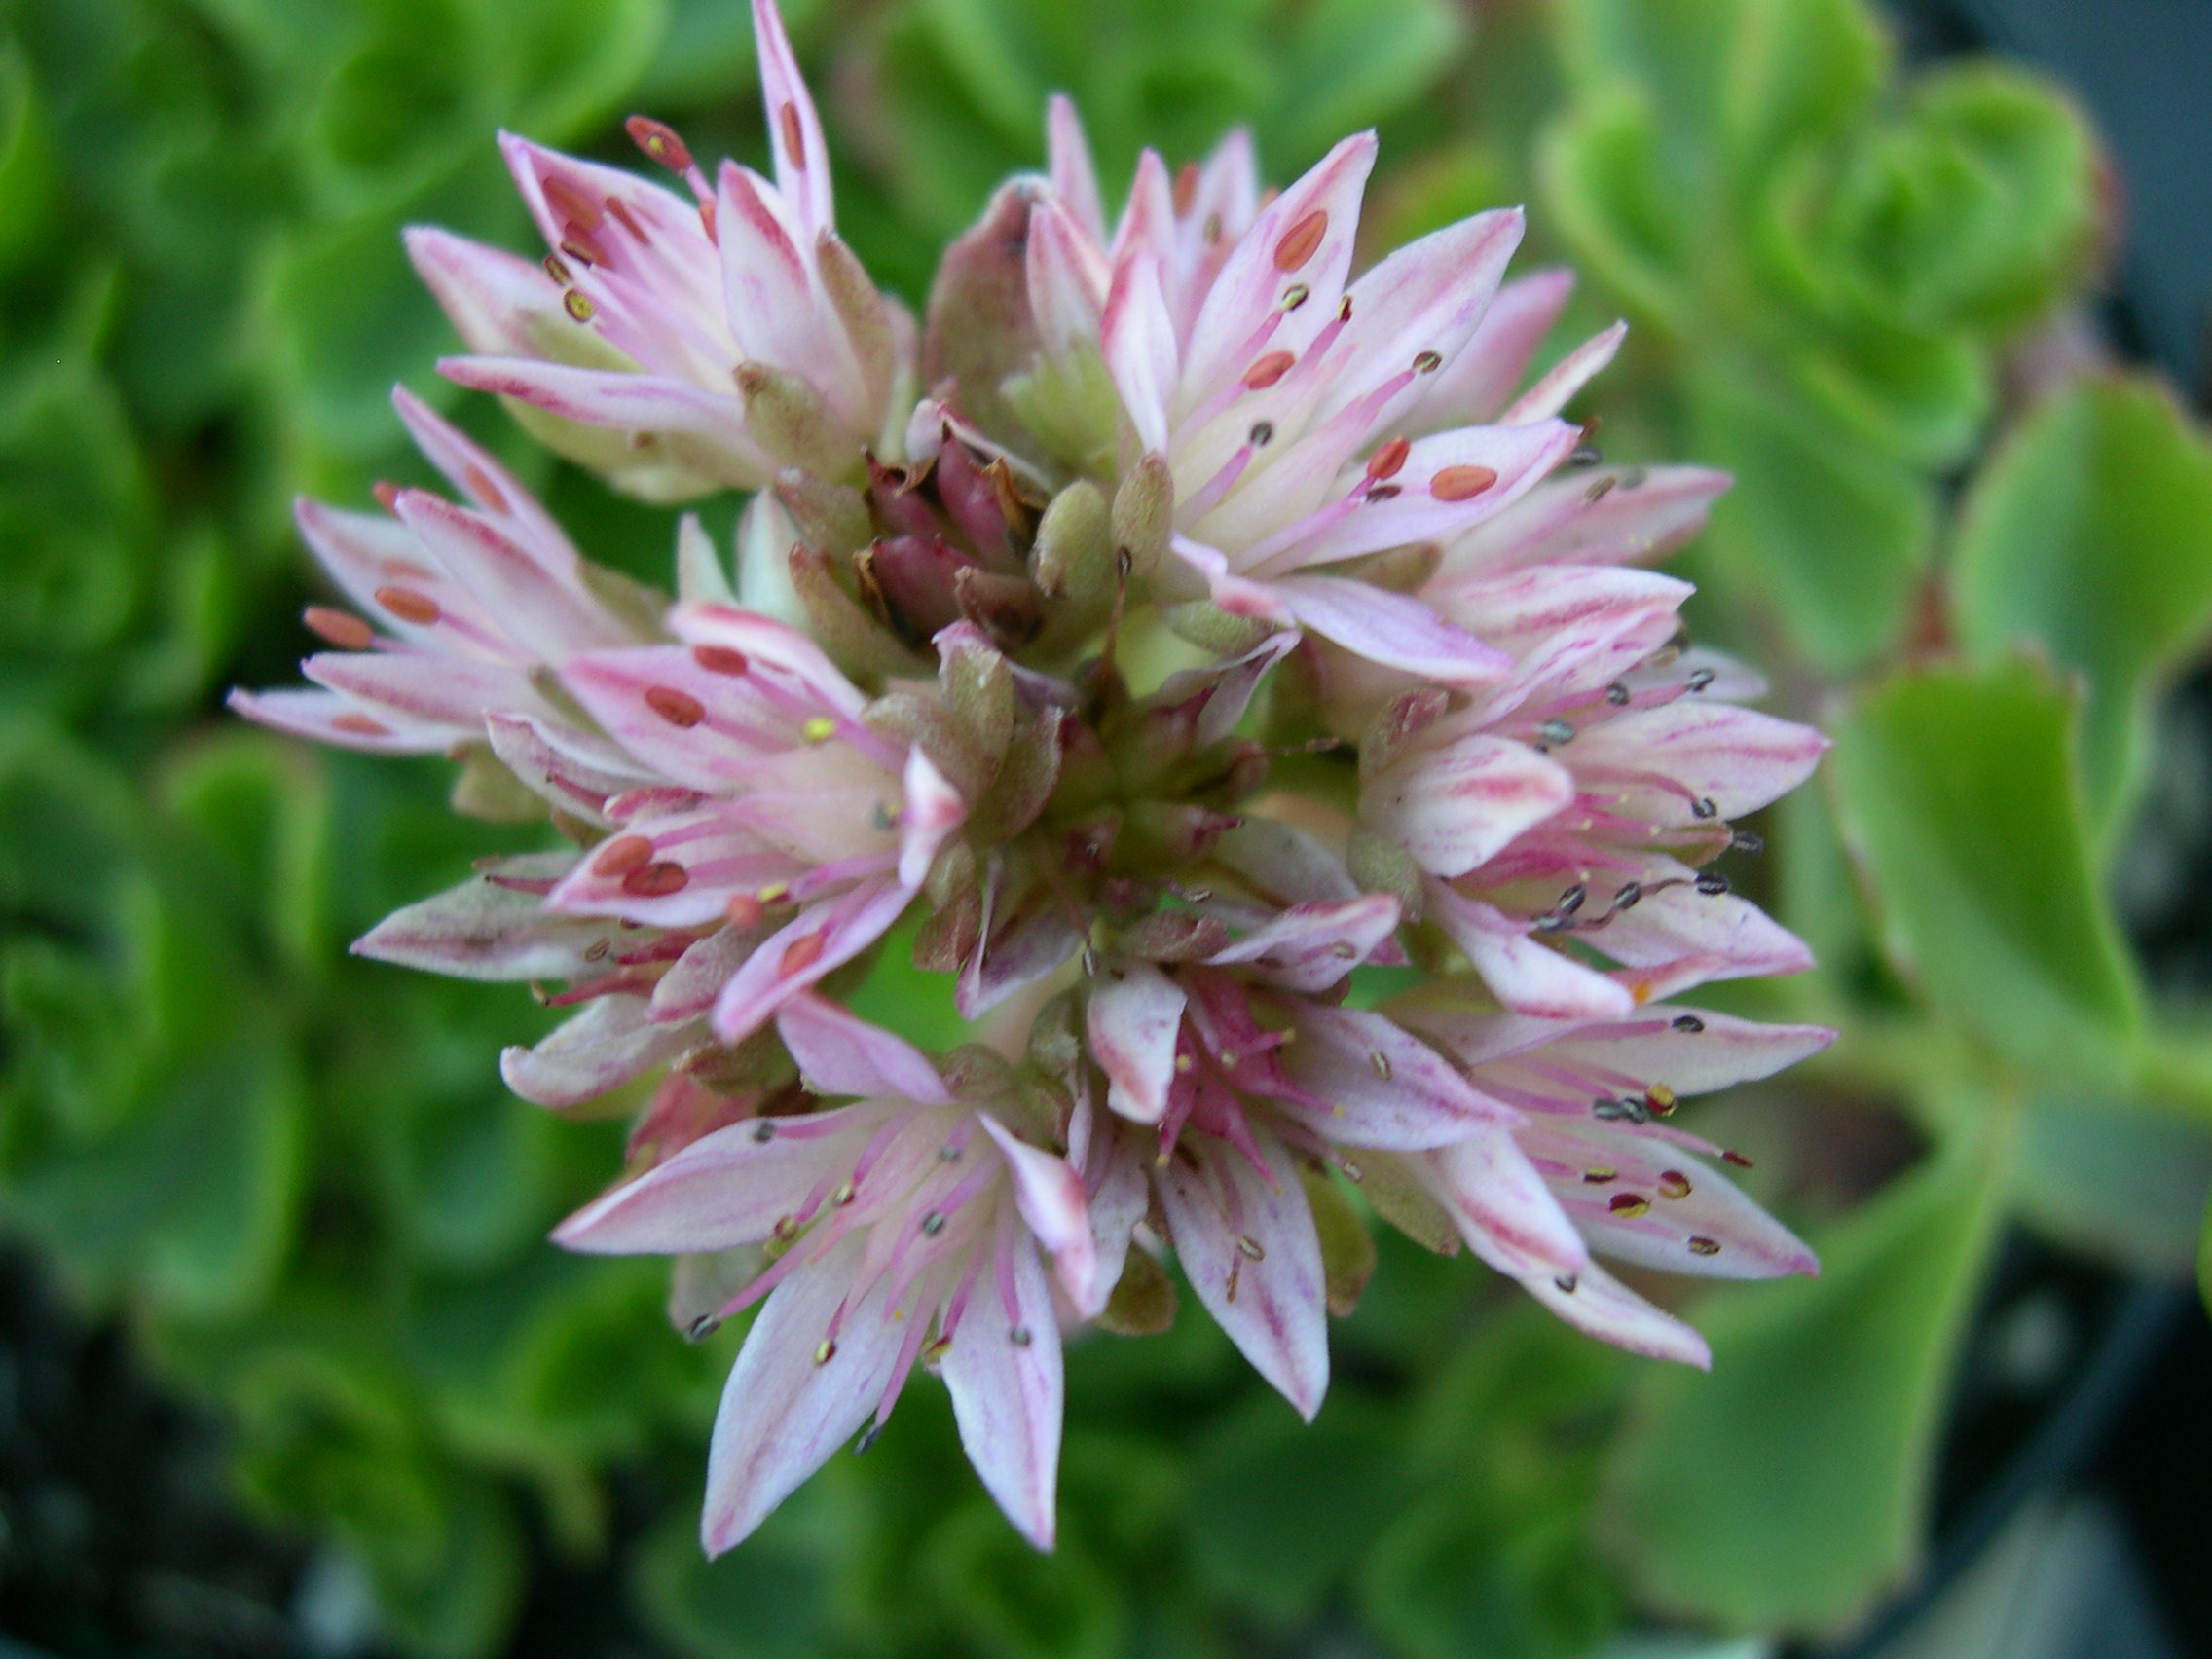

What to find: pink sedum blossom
left=556, top=994, right=1101, bottom=1552
left=230, top=0, right=1842, bottom=1559
left=410, top=0, right=909, bottom=500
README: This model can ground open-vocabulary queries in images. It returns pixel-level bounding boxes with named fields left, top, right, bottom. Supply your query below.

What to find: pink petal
left=1498, top=320, right=1625, bottom=424
left=404, top=226, right=564, bottom=357
left=303, top=649, right=547, bottom=731
left=1274, top=576, right=1508, bottom=685
left=702, top=1235, right=906, bottom=1554
left=1310, top=206, right=1526, bottom=432
left=484, top=712, right=657, bottom=824
left=292, top=497, right=448, bottom=624
left=710, top=877, right=914, bottom=1042
left=777, top=990, right=950, bottom=1104
left=1202, top=894, right=1402, bottom=992
left=391, top=384, right=574, bottom=557
left=226, top=686, right=445, bottom=753
left=941, top=1214, right=1064, bottom=1549
left=1518, top=1008, right=1835, bottom=1096
left=1272, top=420, right=1580, bottom=568
left=979, top=1116, right=1104, bottom=1317
left=1586, top=868, right=1817, bottom=993
left=1272, top=1003, right=1518, bottom=1148
left=351, top=856, right=622, bottom=980
left=389, top=489, right=633, bottom=659
left=1088, top=962, right=1187, bottom=1124
left=1442, top=464, right=1731, bottom=574
left=1427, top=885, right=1637, bottom=1020
left=1420, top=1124, right=1589, bottom=1278
left=1101, top=254, right=1177, bottom=450
left=1027, top=194, right=1110, bottom=359
left=553, top=1102, right=878, bottom=1253
left=1520, top=1120, right=1817, bottom=1279
left=1180, top=133, right=1376, bottom=407
left=1157, top=1128, right=1329, bottom=1419
left=1525, top=1259, right=1710, bottom=1368
left=1368, top=731, right=1572, bottom=878
left=898, top=746, right=966, bottom=886
left=1045, top=93, right=1106, bottom=244
left=1403, top=267, right=1575, bottom=432
left=1210, top=819, right=1361, bottom=908
left=668, top=603, right=870, bottom=716
left=1567, top=702, right=1829, bottom=827
left=751, top=0, right=833, bottom=241
left=437, top=357, right=772, bottom=484
left=499, top=994, right=698, bottom=1107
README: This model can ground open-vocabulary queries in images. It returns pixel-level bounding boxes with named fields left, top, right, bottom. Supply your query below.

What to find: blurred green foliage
left=3, top=0, right=2211, bottom=1653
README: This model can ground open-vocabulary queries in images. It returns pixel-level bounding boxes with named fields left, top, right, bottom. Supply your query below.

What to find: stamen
left=801, top=715, right=837, bottom=744
left=626, top=115, right=694, bottom=173
left=375, top=586, right=442, bottom=626
left=1608, top=1193, right=1650, bottom=1219
left=1429, top=464, right=1498, bottom=501
left=304, top=607, right=375, bottom=649
left=1366, top=436, right=1411, bottom=481
left=1273, top=209, right=1328, bottom=272
left=753, top=1122, right=777, bottom=1143
left=779, top=928, right=829, bottom=977
left=1412, top=350, right=1443, bottom=373
left=1368, top=1051, right=1392, bottom=1081
left=645, top=685, right=706, bottom=726
left=1243, top=350, right=1295, bottom=389
left=1657, top=1170, right=1692, bottom=1199
left=591, top=834, right=655, bottom=878
left=1280, top=283, right=1310, bottom=311
left=1248, top=421, right=1274, bottom=446
left=1721, top=1149, right=1754, bottom=1168
left=622, top=861, right=689, bottom=898
left=563, top=289, right=597, bottom=323
left=1687, top=1236, right=1721, bottom=1256
left=692, top=644, right=750, bottom=676
left=1672, top=1014, right=1706, bottom=1033
left=1172, top=162, right=1198, bottom=214
left=813, top=1339, right=836, bottom=1364
left=1694, top=871, right=1729, bottom=896
left=1582, top=1167, right=1617, bottom=1184
left=1687, top=668, right=1716, bottom=692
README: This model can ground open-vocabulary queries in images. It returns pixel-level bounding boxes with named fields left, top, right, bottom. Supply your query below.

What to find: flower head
left=557, top=994, right=1100, bottom=1552
left=410, top=0, right=909, bottom=499
left=235, top=7, right=1841, bottom=1559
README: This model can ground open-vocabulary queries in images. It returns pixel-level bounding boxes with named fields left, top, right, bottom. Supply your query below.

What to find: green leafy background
left=4, top=0, right=2209, bottom=1652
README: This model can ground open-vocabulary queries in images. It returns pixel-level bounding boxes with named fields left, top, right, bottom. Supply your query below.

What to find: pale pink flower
left=531, top=603, right=966, bottom=1044
left=1377, top=989, right=1830, bottom=1365
left=409, top=0, right=909, bottom=500
left=1078, top=891, right=1529, bottom=1416
left=1025, top=103, right=1628, bottom=682
left=1357, top=572, right=1828, bottom=1019
left=555, top=994, right=1103, bottom=1552
left=228, top=386, right=656, bottom=756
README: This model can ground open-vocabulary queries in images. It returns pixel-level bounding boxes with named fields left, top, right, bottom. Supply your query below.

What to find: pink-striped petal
left=553, top=1103, right=878, bottom=1253
left=777, top=991, right=950, bottom=1104
left=1525, top=1259, right=1710, bottom=1368
left=979, top=1116, right=1103, bottom=1316
left=1202, top=894, right=1402, bottom=992
left=751, top=0, right=833, bottom=240
left=1088, top=962, right=1187, bottom=1124
left=1274, top=576, right=1509, bottom=685
left=499, top=993, right=698, bottom=1107
left=941, top=1215, right=1064, bottom=1549
left=1427, top=885, right=1637, bottom=1020
left=1368, top=732, right=1572, bottom=878
left=1272, top=1003, right=1518, bottom=1148
left=1403, top=267, right=1575, bottom=432
left=702, top=1235, right=905, bottom=1554
left=1420, top=1124, right=1590, bottom=1278
left=1157, top=1128, right=1329, bottom=1419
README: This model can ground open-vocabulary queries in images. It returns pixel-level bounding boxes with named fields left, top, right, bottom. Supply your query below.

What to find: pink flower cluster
left=236, top=0, right=1830, bottom=1557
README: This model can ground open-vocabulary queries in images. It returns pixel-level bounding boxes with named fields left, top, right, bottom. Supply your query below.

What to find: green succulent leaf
left=1608, top=1127, right=2009, bottom=1634
left=1831, top=659, right=2141, bottom=1074
left=1952, top=375, right=2212, bottom=850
